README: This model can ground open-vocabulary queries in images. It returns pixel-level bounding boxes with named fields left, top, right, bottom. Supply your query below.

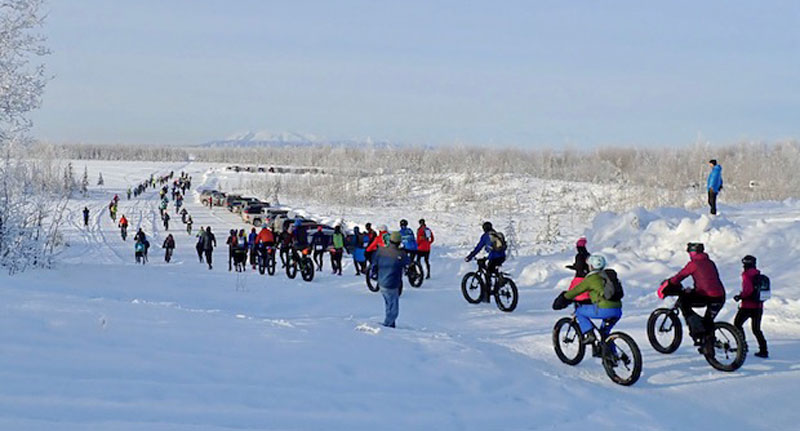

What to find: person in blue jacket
left=707, top=159, right=723, bottom=215
left=399, top=219, right=417, bottom=253
left=372, top=231, right=411, bottom=328
left=465, top=221, right=507, bottom=302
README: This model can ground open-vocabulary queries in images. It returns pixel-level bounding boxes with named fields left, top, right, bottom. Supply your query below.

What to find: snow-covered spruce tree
left=504, top=218, right=518, bottom=259
left=97, top=171, right=104, bottom=186
left=0, top=0, right=62, bottom=273
left=81, top=165, right=88, bottom=196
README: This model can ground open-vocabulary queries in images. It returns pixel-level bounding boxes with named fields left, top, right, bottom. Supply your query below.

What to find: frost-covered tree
left=504, top=218, right=519, bottom=259
left=0, top=0, right=61, bottom=273
left=97, top=172, right=104, bottom=186
left=80, top=165, right=88, bottom=196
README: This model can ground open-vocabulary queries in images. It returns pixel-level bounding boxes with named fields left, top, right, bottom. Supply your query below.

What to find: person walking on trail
left=372, top=231, right=411, bottom=328
left=162, top=212, right=170, bottom=231
left=311, top=226, right=329, bottom=271
left=82, top=207, right=90, bottom=227
left=351, top=226, right=366, bottom=276
left=195, top=226, right=205, bottom=262
left=416, top=219, right=434, bottom=279
left=162, top=234, right=176, bottom=263
left=248, top=227, right=258, bottom=270
left=733, top=255, right=769, bottom=358
left=186, top=216, right=193, bottom=235
left=226, top=229, right=237, bottom=271
left=707, top=159, right=723, bottom=215
left=201, top=226, right=217, bottom=270
left=330, top=225, right=345, bottom=276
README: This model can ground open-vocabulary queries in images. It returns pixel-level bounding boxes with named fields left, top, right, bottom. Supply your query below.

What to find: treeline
left=56, top=140, right=800, bottom=204
left=52, top=143, right=190, bottom=161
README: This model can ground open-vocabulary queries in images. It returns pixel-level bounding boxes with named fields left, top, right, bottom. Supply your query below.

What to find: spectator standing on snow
left=82, top=207, right=90, bottom=227
left=416, top=219, right=434, bottom=279
left=707, top=159, right=723, bottom=215
left=372, top=231, right=411, bottom=328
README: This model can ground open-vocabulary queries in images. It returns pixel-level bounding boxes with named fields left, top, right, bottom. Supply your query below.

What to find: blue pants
left=576, top=305, right=621, bottom=336
left=381, top=287, right=400, bottom=328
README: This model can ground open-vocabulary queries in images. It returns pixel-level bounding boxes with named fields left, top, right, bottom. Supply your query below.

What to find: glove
left=734, top=295, right=741, bottom=301
left=552, top=291, right=572, bottom=310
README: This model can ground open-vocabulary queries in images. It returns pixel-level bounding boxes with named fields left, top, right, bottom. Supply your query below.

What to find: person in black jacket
left=566, top=237, right=591, bottom=278
left=162, top=234, right=175, bottom=263
left=311, top=226, right=329, bottom=271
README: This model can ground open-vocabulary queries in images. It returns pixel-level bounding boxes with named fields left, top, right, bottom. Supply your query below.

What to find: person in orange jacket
left=366, top=224, right=389, bottom=253
left=416, top=219, right=434, bottom=279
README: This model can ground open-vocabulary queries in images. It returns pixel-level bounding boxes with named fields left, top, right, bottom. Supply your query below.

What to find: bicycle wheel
left=266, top=253, right=276, bottom=276
left=366, top=265, right=379, bottom=292
left=301, top=257, right=315, bottom=282
left=258, top=254, right=266, bottom=275
left=705, top=322, right=747, bottom=372
left=494, top=277, right=518, bottom=312
left=285, top=254, right=297, bottom=279
left=602, top=332, right=643, bottom=386
left=552, top=317, right=585, bottom=365
left=461, top=272, right=484, bottom=304
left=647, top=308, right=682, bottom=354
left=407, top=262, right=424, bottom=288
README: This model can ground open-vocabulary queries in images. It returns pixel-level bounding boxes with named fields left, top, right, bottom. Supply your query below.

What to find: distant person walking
left=201, top=227, right=217, bottom=270
left=707, top=159, right=723, bottom=215
left=372, top=232, right=411, bottom=328
left=82, top=206, right=90, bottom=227
left=733, top=255, right=769, bottom=358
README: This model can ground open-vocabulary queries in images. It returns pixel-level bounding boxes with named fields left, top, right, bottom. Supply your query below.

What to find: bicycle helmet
left=482, top=221, right=493, bottom=232
left=400, top=219, right=408, bottom=227
left=588, top=254, right=606, bottom=270
left=686, top=242, right=704, bottom=253
left=741, top=255, right=757, bottom=267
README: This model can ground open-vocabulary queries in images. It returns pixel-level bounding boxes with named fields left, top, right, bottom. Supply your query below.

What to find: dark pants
left=196, top=243, right=204, bottom=262
left=708, top=189, right=718, bottom=215
left=280, top=247, right=289, bottom=267
left=204, top=249, right=213, bottom=269
left=165, top=248, right=173, bottom=263
left=482, top=257, right=506, bottom=302
left=250, top=248, right=257, bottom=267
left=679, top=292, right=724, bottom=341
left=416, top=251, right=430, bottom=278
left=313, top=249, right=325, bottom=270
left=734, top=308, right=768, bottom=353
left=330, top=249, right=343, bottom=274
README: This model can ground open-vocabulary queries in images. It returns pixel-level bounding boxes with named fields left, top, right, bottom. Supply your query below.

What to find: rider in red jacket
left=667, top=243, right=726, bottom=354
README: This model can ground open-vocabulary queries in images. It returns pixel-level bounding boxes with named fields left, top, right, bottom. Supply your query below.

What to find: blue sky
left=31, top=1, right=800, bottom=148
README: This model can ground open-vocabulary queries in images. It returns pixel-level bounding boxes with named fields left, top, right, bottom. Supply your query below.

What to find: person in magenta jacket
left=667, top=243, right=726, bottom=353
left=733, top=255, right=769, bottom=358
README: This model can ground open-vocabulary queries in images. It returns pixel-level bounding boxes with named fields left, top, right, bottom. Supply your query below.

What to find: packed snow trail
left=1, top=160, right=799, bottom=430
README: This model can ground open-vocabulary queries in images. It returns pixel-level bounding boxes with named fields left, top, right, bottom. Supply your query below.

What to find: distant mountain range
left=196, top=131, right=393, bottom=149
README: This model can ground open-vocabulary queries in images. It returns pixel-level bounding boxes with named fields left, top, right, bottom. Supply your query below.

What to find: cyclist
left=162, top=234, right=175, bottom=263
left=465, top=222, right=506, bottom=303
left=364, top=223, right=378, bottom=264
left=399, top=219, right=417, bottom=257
left=278, top=225, right=292, bottom=268
left=561, top=255, right=622, bottom=345
left=255, top=225, right=275, bottom=269
left=290, top=219, right=310, bottom=266
left=661, top=242, right=726, bottom=355
left=118, top=215, right=129, bottom=240
left=416, top=219, right=434, bottom=279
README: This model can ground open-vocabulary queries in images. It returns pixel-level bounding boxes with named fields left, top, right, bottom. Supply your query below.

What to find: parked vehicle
left=203, top=191, right=227, bottom=207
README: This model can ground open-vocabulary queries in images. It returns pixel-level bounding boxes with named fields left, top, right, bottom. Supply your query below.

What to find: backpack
left=488, top=231, right=507, bottom=252
left=599, top=268, right=624, bottom=301
left=752, top=273, right=771, bottom=302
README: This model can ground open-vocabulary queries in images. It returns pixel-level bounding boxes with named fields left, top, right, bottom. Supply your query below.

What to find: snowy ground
left=1, top=160, right=799, bottom=430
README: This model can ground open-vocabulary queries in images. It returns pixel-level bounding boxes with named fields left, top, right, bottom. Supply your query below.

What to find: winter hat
left=576, top=237, right=587, bottom=248
left=389, top=231, right=402, bottom=244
